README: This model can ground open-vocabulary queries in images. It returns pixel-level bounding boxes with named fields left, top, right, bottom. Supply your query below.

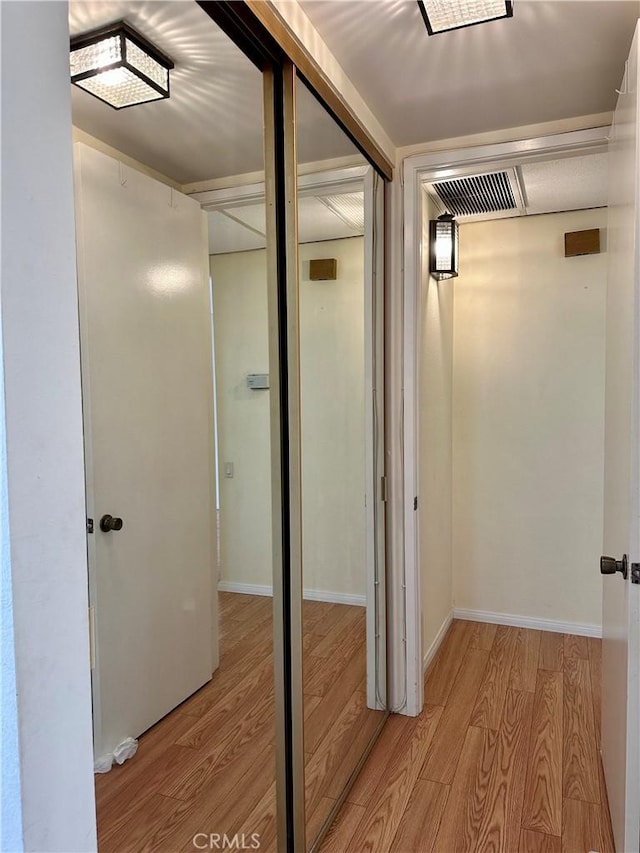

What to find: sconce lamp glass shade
left=430, top=213, right=459, bottom=280
left=418, top=0, right=513, bottom=35
left=70, top=21, right=174, bottom=110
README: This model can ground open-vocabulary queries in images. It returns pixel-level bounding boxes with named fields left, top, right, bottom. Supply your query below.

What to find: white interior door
left=74, top=143, right=217, bottom=762
left=602, top=26, right=640, bottom=852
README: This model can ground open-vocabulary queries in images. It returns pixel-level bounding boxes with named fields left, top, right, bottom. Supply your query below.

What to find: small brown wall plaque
left=564, top=229, right=601, bottom=258
left=310, top=258, right=338, bottom=280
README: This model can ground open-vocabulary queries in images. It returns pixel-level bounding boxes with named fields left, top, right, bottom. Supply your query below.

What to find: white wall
left=1, top=311, right=22, bottom=853
left=452, top=209, right=607, bottom=630
left=299, top=239, right=366, bottom=599
left=211, top=237, right=366, bottom=601
left=0, top=2, right=97, bottom=850
left=210, top=249, right=273, bottom=589
left=419, top=192, right=455, bottom=663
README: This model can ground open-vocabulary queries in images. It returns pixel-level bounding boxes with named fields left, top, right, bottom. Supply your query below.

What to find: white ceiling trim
left=396, top=112, right=614, bottom=162
left=191, top=164, right=369, bottom=210
left=404, top=126, right=609, bottom=186
left=182, top=155, right=367, bottom=196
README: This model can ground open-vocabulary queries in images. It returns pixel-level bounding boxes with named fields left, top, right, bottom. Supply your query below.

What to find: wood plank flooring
left=322, top=620, right=614, bottom=853
left=96, top=592, right=379, bottom=853
left=96, top=611, right=612, bottom=852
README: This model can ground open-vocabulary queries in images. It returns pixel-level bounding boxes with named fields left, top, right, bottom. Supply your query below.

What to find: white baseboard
left=217, top=580, right=366, bottom=607
left=303, top=588, right=366, bottom=607
left=423, top=610, right=454, bottom=673
left=218, top=581, right=272, bottom=598
left=453, top=608, right=602, bottom=638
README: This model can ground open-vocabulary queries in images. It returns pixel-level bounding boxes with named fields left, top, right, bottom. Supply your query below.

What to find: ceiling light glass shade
left=430, top=214, right=459, bottom=280
left=70, top=22, right=174, bottom=110
left=418, top=0, right=513, bottom=35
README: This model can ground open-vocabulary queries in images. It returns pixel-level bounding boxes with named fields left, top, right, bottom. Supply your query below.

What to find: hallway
left=321, top=619, right=613, bottom=853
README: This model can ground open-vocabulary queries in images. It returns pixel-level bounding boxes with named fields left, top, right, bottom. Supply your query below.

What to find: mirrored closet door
left=70, top=3, right=388, bottom=849
left=294, top=78, right=388, bottom=851
left=70, top=4, right=283, bottom=850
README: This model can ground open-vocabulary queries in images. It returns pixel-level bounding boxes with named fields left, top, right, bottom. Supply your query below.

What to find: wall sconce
left=70, top=21, right=174, bottom=110
left=429, top=213, right=459, bottom=280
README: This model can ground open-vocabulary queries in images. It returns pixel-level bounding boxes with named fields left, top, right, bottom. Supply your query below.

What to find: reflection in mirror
left=69, top=3, right=278, bottom=849
left=295, top=79, right=387, bottom=849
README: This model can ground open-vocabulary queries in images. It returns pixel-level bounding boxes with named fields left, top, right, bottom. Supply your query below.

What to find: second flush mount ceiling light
left=418, top=0, right=513, bottom=35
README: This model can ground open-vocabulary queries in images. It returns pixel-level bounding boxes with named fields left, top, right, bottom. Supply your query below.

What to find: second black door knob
left=100, top=514, right=123, bottom=532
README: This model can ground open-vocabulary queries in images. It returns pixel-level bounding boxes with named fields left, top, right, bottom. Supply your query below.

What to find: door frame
left=193, top=164, right=388, bottom=710
left=601, top=32, right=640, bottom=848
left=401, top=126, right=610, bottom=715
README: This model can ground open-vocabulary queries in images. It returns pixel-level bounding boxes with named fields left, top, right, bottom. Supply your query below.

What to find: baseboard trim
left=423, top=611, right=454, bottom=673
left=218, top=581, right=272, bottom=598
left=453, top=608, right=602, bottom=638
left=303, top=589, right=366, bottom=607
left=218, top=580, right=366, bottom=607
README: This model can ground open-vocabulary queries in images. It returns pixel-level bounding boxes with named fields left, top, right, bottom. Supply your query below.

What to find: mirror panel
left=295, top=79, right=388, bottom=849
left=70, top=4, right=279, bottom=850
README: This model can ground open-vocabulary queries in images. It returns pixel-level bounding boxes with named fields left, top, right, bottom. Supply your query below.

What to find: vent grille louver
left=316, top=192, right=365, bottom=232
left=433, top=171, right=517, bottom=216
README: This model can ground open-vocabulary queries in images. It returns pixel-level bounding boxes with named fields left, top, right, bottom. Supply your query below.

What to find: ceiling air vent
left=426, top=168, right=525, bottom=222
left=317, top=192, right=365, bottom=232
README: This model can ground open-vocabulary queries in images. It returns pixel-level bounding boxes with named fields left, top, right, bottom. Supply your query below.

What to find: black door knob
left=600, top=554, right=628, bottom=579
left=100, top=514, right=123, bottom=533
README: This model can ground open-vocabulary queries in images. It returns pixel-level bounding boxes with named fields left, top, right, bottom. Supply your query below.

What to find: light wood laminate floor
left=96, top=592, right=378, bottom=852
left=320, top=620, right=614, bottom=853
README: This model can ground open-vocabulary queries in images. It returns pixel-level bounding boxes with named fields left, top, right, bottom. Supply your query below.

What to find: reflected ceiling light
left=417, top=0, right=513, bottom=35
left=70, top=21, right=174, bottom=110
left=430, top=213, right=459, bottom=280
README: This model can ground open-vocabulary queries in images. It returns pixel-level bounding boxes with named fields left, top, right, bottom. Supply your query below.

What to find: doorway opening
left=402, top=118, right=639, bottom=851
left=401, top=127, right=610, bottom=715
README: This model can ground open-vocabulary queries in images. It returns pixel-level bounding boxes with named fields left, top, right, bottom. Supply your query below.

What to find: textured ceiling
left=299, top=0, right=639, bottom=147
left=521, top=152, right=608, bottom=216
left=69, top=1, right=356, bottom=183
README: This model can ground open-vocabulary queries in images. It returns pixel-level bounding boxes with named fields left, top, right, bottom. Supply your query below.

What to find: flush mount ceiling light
left=418, top=0, right=513, bottom=35
left=70, top=21, right=174, bottom=110
left=430, top=213, right=459, bottom=280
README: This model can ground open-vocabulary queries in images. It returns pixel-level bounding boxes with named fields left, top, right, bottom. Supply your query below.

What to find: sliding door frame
left=197, top=4, right=391, bottom=850
left=263, top=63, right=306, bottom=852
left=197, top=1, right=393, bottom=181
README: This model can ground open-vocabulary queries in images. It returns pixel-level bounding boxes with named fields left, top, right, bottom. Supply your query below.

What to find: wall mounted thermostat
left=247, top=373, right=269, bottom=390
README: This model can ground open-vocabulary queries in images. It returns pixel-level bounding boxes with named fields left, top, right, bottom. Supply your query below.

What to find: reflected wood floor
left=96, top=592, right=376, bottom=853
left=321, top=620, right=615, bottom=853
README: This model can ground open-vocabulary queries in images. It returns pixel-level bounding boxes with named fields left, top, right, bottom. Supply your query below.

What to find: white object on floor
left=93, top=737, right=138, bottom=774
